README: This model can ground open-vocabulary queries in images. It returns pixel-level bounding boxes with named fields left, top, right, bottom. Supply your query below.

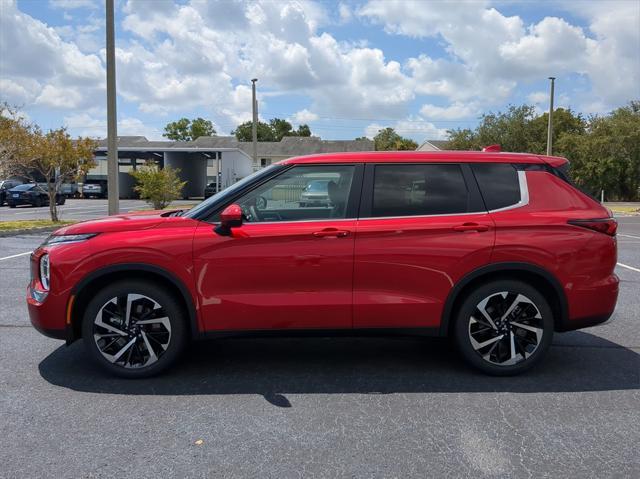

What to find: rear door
left=353, top=162, right=494, bottom=329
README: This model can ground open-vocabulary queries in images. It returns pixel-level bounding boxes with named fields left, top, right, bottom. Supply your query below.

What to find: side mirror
left=214, top=204, right=243, bottom=236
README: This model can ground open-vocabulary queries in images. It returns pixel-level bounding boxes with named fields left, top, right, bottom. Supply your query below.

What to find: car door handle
left=313, top=228, right=351, bottom=238
left=453, top=223, right=489, bottom=232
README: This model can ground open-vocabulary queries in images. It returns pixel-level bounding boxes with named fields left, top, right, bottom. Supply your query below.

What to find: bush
left=130, top=162, right=187, bottom=210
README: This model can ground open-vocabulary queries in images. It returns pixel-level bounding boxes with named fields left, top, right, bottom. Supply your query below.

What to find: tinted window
left=231, top=165, right=355, bottom=223
left=472, top=164, right=521, bottom=210
left=11, top=184, right=35, bottom=191
left=372, top=164, right=469, bottom=217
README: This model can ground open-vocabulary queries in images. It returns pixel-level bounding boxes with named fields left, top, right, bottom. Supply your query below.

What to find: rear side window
left=372, top=164, right=469, bottom=217
left=471, top=164, right=521, bottom=210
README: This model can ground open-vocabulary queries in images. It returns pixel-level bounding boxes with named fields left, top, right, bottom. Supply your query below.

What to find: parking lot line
left=617, top=262, right=640, bottom=273
left=618, top=233, right=640, bottom=239
left=0, top=251, right=32, bottom=261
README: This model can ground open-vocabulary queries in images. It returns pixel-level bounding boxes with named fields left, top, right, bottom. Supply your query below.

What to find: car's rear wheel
left=82, top=280, right=188, bottom=378
left=453, top=279, right=553, bottom=376
left=34, top=197, right=43, bottom=207
left=56, top=196, right=66, bottom=205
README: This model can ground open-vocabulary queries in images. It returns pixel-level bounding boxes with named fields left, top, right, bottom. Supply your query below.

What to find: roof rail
left=482, top=144, right=501, bottom=152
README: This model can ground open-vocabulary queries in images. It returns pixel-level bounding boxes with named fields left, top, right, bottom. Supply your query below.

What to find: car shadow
left=39, top=332, right=639, bottom=407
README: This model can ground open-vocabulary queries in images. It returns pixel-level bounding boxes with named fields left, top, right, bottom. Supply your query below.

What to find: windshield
left=305, top=180, right=330, bottom=192
left=184, top=164, right=281, bottom=219
left=12, top=184, right=35, bottom=191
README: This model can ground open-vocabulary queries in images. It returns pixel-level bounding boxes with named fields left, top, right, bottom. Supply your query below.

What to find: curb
left=0, top=226, right=62, bottom=237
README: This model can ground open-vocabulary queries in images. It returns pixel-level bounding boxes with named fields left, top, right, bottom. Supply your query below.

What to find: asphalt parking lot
left=0, top=198, right=198, bottom=222
left=0, top=216, right=638, bottom=477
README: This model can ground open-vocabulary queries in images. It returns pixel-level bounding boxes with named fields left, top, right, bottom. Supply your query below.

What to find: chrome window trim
left=219, top=170, right=529, bottom=225
left=486, top=170, right=529, bottom=213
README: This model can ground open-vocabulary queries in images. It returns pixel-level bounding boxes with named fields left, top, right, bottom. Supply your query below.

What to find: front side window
left=372, top=164, right=470, bottom=217
left=233, top=165, right=355, bottom=223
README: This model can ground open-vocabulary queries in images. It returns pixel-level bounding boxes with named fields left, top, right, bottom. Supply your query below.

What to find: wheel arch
left=440, top=262, right=568, bottom=336
left=68, top=263, right=200, bottom=342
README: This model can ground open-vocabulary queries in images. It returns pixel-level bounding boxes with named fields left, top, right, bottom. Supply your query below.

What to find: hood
left=53, top=210, right=177, bottom=235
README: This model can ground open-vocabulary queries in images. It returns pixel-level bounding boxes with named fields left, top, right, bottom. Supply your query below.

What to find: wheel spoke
left=140, top=331, right=159, bottom=365
left=93, top=293, right=171, bottom=369
left=94, top=317, right=127, bottom=336
left=107, top=337, right=137, bottom=363
left=469, top=291, right=545, bottom=367
left=470, top=333, right=504, bottom=351
left=476, top=297, right=499, bottom=330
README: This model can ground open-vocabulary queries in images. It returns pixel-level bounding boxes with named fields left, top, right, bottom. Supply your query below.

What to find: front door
left=193, top=164, right=362, bottom=331
left=353, top=163, right=495, bottom=329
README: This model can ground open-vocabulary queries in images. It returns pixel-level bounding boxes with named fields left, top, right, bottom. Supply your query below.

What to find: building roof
left=94, top=135, right=374, bottom=157
left=417, top=139, right=449, bottom=151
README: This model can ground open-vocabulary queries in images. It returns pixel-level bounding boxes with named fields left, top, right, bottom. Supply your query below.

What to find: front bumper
left=27, top=285, right=69, bottom=341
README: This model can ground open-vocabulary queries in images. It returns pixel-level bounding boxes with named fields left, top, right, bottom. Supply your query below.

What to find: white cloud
left=36, top=85, right=84, bottom=108
left=63, top=111, right=163, bottom=140
left=0, top=0, right=104, bottom=110
left=49, top=0, right=97, bottom=9
left=419, top=102, right=479, bottom=120
left=359, top=0, right=640, bottom=111
left=291, top=109, right=319, bottom=124
left=365, top=117, right=448, bottom=141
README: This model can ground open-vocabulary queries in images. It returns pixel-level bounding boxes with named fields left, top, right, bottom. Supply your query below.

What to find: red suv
left=28, top=151, right=619, bottom=377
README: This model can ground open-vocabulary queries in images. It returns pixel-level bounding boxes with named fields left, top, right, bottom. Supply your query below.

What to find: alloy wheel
left=93, top=294, right=171, bottom=369
left=468, top=291, right=544, bottom=366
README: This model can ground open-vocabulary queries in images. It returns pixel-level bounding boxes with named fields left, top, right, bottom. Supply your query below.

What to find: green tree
left=130, top=162, right=187, bottom=210
left=270, top=118, right=294, bottom=141
left=163, top=117, right=216, bottom=141
left=1, top=104, right=96, bottom=221
left=557, top=103, right=640, bottom=200
left=233, top=118, right=313, bottom=142
left=373, top=127, right=418, bottom=151
left=443, top=101, right=639, bottom=200
left=232, top=121, right=277, bottom=142
left=295, top=124, right=312, bottom=137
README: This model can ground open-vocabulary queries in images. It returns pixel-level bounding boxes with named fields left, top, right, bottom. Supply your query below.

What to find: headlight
left=42, top=233, right=97, bottom=246
left=40, top=254, right=50, bottom=291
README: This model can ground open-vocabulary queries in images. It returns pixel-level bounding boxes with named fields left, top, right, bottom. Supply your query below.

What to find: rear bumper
left=559, top=273, right=619, bottom=331
left=7, top=198, right=36, bottom=206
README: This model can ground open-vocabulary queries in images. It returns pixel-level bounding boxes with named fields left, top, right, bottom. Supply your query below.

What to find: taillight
left=568, top=218, right=617, bottom=236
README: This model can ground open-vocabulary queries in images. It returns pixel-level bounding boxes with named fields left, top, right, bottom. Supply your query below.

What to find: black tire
left=9, top=203, right=16, bottom=208
left=82, top=280, right=188, bottom=378
left=57, top=196, right=66, bottom=205
left=34, top=197, right=43, bottom=207
left=453, top=279, right=553, bottom=376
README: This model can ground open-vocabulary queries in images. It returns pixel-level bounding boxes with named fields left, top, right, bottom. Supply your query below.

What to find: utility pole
left=546, top=76, right=555, bottom=156
left=106, top=0, right=119, bottom=215
left=251, top=78, right=258, bottom=167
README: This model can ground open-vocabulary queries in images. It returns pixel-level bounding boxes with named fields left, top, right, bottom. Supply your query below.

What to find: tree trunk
left=48, top=188, right=59, bottom=222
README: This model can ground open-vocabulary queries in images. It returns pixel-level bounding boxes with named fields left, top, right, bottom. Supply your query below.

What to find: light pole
left=251, top=78, right=258, bottom=167
left=106, top=0, right=119, bottom=214
left=546, top=76, right=555, bottom=156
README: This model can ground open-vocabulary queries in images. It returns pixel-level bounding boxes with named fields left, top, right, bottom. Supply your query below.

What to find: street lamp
left=251, top=78, right=258, bottom=166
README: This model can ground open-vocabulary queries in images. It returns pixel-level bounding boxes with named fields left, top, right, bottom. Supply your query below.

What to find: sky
left=1, top=0, right=639, bottom=142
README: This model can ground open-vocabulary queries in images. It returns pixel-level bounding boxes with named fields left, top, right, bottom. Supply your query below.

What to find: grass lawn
left=0, top=220, right=76, bottom=232
left=609, top=206, right=640, bottom=214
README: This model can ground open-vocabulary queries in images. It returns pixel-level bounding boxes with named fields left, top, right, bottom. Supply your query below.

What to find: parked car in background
left=300, top=179, right=331, bottom=206
left=0, top=179, right=24, bottom=206
left=7, top=183, right=66, bottom=208
left=204, top=182, right=217, bottom=199
left=82, top=181, right=106, bottom=199
left=59, top=182, right=78, bottom=198
left=28, top=150, right=618, bottom=378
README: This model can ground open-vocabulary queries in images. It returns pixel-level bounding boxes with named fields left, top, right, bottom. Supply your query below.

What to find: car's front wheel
left=454, top=279, right=553, bottom=376
left=82, top=280, right=188, bottom=378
